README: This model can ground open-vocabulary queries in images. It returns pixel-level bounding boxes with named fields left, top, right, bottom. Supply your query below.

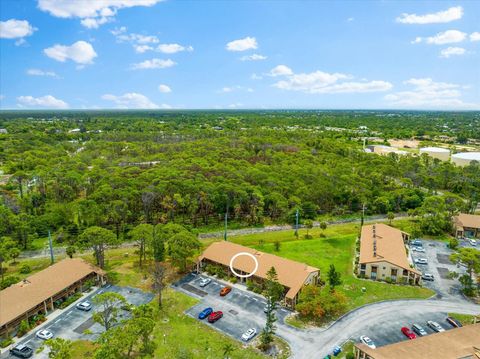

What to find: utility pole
left=224, top=212, right=228, bottom=241
left=48, top=230, right=54, bottom=264
left=294, top=209, right=299, bottom=239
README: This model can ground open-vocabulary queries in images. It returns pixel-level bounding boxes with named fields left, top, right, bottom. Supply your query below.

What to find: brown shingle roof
left=198, top=241, right=319, bottom=299
left=455, top=213, right=480, bottom=230
left=355, top=323, right=480, bottom=359
left=0, top=258, right=105, bottom=327
left=359, top=223, right=419, bottom=274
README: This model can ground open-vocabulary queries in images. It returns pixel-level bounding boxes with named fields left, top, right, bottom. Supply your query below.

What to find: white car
left=76, top=301, right=92, bottom=311
left=199, top=278, right=212, bottom=287
left=413, top=247, right=425, bottom=253
left=422, top=273, right=434, bottom=281
left=36, top=329, right=54, bottom=340
left=469, top=239, right=477, bottom=246
left=427, top=320, right=445, bottom=333
left=415, top=258, right=428, bottom=265
left=241, top=328, right=257, bottom=341
left=360, top=335, right=376, bottom=349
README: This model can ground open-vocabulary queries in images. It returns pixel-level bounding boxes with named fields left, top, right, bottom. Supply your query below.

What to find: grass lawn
left=448, top=313, right=477, bottom=326
left=70, top=340, right=97, bottom=357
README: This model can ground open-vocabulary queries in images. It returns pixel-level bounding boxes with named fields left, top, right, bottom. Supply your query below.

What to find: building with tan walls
left=358, top=224, right=421, bottom=285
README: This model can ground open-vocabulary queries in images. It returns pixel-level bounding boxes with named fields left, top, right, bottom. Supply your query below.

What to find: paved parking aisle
left=0, top=285, right=153, bottom=359
left=177, top=274, right=290, bottom=344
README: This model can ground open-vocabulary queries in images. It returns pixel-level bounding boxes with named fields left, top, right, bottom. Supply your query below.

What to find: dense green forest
left=0, top=111, right=479, bottom=251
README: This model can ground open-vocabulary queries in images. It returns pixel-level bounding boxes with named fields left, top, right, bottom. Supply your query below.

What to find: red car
left=220, top=286, right=232, bottom=296
left=208, top=311, right=223, bottom=323
left=401, top=327, right=416, bottom=339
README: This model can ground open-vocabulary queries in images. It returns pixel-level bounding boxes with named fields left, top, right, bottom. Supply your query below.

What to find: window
left=360, top=264, right=366, bottom=270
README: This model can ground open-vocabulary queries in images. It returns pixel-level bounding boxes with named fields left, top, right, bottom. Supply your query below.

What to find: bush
left=59, top=292, right=82, bottom=309
left=229, top=277, right=238, bottom=284
left=303, top=234, right=313, bottom=240
left=0, top=337, right=13, bottom=348
left=0, top=276, right=19, bottom=289
left=106, top=271, right=119, bottom=284
left=346, top=353, right=355, bottom=359
left=385, top=277, right=392, bottom=284
left=82, top=279, right=95, bottom=292
left=449, top=237, right=459, bottom=250
left=17, top=320, right=30, bottom=337
left=19, top=264, right=31, bottom=274
left=319, top=233, right=326, bottom=238
left=246, top=280, right=254, bottom=291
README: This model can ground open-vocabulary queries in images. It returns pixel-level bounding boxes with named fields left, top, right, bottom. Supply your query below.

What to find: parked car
left=264, top=303, right=273, bottom=313
left=427, top=320, right=445, bottom=332
left=76, top=301, right=92, bottom=311
left=36, top=329, right=54, bottom=340
left=241, top=328, right=257, bottom=341
left=9, top=345, right=33, bottom=358
left=446, top=317, right=462, bottom=328
left=401, top=327, right=416, bottom=339
left=199, top=278, right=212, bottom=287
left=198, top=307, right=213, bottom=320
left=469, top=239, right=477, bottom=246
left=360, top=335, right=376, bottom=349
left=422, top=273, right=434, bottom=281
left=413, top=247, right=426, bottom=253
left=412, top=324, right=427, bottom=336
left=415, top=258, right=428, bottom=265
left=208, top=311, right=223, bottom=323
left=220, top=286, right=232, bottom=296
left=411, top=239, right=423, bottom=246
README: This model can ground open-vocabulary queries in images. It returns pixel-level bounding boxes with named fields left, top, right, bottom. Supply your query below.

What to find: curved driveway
left=276, top=298, right=480, bottom=359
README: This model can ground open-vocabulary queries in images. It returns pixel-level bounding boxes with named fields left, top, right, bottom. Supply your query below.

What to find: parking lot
left=174, top=274, right=290, bottom=344
left=410, top=239, right=466, bottom=299
left=1, top=285, right=154, bottom=359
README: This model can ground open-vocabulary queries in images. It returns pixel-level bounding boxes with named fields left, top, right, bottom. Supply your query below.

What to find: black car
left=10, top=344, right=33, bottom=358
left=446, top=316, right=463, bottom=328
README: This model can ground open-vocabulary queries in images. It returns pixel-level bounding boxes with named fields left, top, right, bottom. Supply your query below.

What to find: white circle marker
left=229, top=252, right=259, bottom=278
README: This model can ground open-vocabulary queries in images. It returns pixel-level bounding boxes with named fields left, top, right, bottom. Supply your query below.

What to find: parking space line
left=54, top=319, right=61, bottom=323
left=24, top=340, right=31, bottom=345
left=244, top=295, right=250, bottom=299
left=252, top=298, right=258, bottom=301
left=66, top=311, right=73, bottom=316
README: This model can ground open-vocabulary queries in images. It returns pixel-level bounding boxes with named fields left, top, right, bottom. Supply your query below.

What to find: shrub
left=246, top=280, right=254, bottom=291
left=59, top=292, right=82, bottom=309
left=106, top=271, right=119, bottom=284
left=0, top=276, right=19, bottom=289
left=385, top=277, right=392, bottom=284
left=82, top=279, right=95, bottom=292
left=0, top=337, right=13, bottom=348
left=346, top=353, right=355, bottom=359
left=303, top=234, right=313, bottom=240
left=449, top=237, right=459, bottom=250
left=229, top=277, right=238, bottom=284
left=319, top=233, right=326, bottom=238
left=19, top=264, right=31, bottom=274
left=17, top=320, right=30, bottom=337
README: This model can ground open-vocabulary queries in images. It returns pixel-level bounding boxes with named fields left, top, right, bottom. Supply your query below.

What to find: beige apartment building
left=358, top=224, right=421, bottom=285
left=197, top=241, right=320, bottom=308
left=454, top=213, right=480, bottom=238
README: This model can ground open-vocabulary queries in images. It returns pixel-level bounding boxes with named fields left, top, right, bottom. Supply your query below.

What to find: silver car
left=76, top=301, right=92, bottom=311
left=241, top=328, right=257, bottom=341
left=427, top=320, right=445, bottom=332
left=36, top=329, right=53, bottom=340
left=199, top=278, right=212, bottom=287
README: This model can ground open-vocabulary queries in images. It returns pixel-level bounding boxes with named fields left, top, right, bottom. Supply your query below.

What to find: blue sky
left=0, top=0, right=479, bottom=110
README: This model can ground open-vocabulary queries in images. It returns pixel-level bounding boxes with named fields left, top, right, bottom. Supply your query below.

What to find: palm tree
left=222, top=343, right=235, bottom=359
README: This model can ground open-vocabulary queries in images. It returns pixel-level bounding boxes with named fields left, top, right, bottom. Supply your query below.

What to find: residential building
left=358, top=224, right=421, bottom=285
left=354, top=323, right=480, bottom=359
left=0, top=258, right=105, bottom=337
left=197, top=241, right=320, bottom=308
left=454, top=213, right=480, bottom=238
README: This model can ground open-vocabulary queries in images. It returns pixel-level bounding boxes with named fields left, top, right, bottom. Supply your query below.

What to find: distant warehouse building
left=354, top=323, right=480, bottom=359
left=197, top=241, right=320, bottom=308
left=451, top=152, right=480, bottom=167
left=454, top=213, right=480, bottom=238
left=419, top=146, right=450, bottom=161
left=0, top=258, right=105, bottom=337
left=358, top=224, right=421, bottom=285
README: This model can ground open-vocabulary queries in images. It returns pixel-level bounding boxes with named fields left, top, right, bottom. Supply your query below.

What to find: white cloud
left=38, top=0, right=163, bottom=28
left=385, top=78, right=475, bottom=109
left=156, top=43, right=193, bottom=54
left=131, top=58, right=176, bottom=70
left=102, top=92, right=159, bottom=109
left=413, top=30, right=467, bottom=45
left=440, top=46, right=466, bottom=58
left=269, top=66, right=392, bottom=94
left=221, top=87, right=233, bottom=93
left=251, top=73, right=263, bottom=80
left=158, top=84, right=171, bottom=93
left=116, top=32, right=159, bottom=44
left=269, top=65, right=293, bottom=77
left=470, top=32, right=480, bottom=42
left=347, top=17, right=354, bottom=22
left=17, top=95, right=68, bottom=109
left=134, top=45, right=154, bottom=53
left=240, top=54, right=267, bottom=61
left=219, top=86, right=254, bottom=93
left=0, top=19, right=37, bottom=41
left=396, top=6, right=463, bottom=24
left=226, top=36, right=258, bottom=51
left=44, top=40, right=97, bottom=64
left=26, top=69, right=59, bottom=77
